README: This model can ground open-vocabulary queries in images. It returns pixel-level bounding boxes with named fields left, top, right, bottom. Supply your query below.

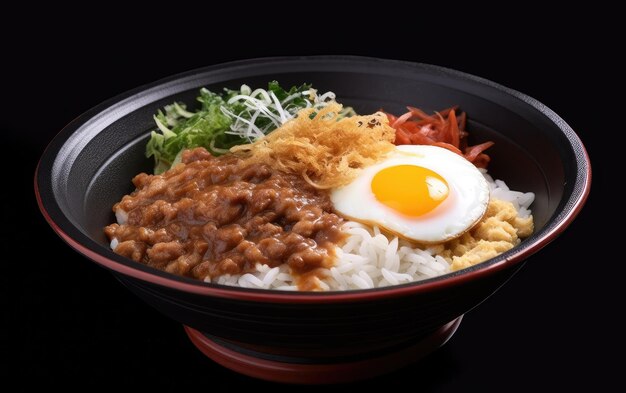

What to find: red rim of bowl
left=34, top=56, right=592, bottom=304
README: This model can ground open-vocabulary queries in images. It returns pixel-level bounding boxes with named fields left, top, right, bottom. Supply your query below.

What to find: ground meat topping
left=104, top=147, right=344, bottom=290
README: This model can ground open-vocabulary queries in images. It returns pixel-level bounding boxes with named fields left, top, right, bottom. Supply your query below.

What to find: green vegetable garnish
left=146, top=81, right=354, bottom=174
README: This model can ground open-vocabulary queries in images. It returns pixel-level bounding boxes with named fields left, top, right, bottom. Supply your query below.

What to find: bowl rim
left=35, top=55, right=591, bottom=304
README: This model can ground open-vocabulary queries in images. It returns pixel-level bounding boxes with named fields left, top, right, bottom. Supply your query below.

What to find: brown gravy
left=104, top=148, right=345, bottom=289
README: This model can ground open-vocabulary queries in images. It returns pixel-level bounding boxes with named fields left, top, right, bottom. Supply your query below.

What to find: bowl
left=35, top=56, right=590, bottom=384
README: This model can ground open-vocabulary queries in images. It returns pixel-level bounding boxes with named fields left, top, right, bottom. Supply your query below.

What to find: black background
left=2, top=18, right=615, bottom=391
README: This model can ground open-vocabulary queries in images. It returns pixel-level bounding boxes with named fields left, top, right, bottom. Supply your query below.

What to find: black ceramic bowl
left=35, top=57, right=590, bottom=384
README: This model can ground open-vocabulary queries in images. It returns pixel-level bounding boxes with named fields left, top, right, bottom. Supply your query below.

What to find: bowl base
left=184, top=316, right=462, bottom=384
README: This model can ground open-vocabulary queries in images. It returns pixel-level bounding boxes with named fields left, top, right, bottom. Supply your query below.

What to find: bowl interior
left=41, top=57, right=584, bottom=290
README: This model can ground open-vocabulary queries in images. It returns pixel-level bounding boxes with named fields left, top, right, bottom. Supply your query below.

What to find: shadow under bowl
left=35, top=57, right=590, bottom=384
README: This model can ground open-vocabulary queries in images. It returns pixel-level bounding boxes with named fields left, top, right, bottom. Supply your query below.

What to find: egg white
left=331, top=145, right=490, bottom=243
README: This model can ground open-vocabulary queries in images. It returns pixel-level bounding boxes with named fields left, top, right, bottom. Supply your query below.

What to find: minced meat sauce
left=104, top=147, right=345, bottom=290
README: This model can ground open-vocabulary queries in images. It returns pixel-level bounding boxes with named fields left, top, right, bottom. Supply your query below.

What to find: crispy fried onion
left=230, top=103, right=396, bottom=189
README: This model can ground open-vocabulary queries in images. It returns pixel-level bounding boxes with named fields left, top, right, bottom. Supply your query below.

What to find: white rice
left=112, top=170, right=534, bottom=291
left=204, top=170, right=534, bottom=291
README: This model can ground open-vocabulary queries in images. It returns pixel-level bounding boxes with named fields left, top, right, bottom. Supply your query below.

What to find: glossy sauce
left=104, top=148, right=345, bottom=290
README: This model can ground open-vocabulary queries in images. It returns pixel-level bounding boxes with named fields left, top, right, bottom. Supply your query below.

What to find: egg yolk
left=371, top=165, right=449, bottom=217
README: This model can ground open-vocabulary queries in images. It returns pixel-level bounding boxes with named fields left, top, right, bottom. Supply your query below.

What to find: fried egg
left=331, top=145, right=489, bottom=243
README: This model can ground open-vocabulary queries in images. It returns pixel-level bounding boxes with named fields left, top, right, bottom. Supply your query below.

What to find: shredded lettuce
left=146, top=81, right=354, bottom=174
